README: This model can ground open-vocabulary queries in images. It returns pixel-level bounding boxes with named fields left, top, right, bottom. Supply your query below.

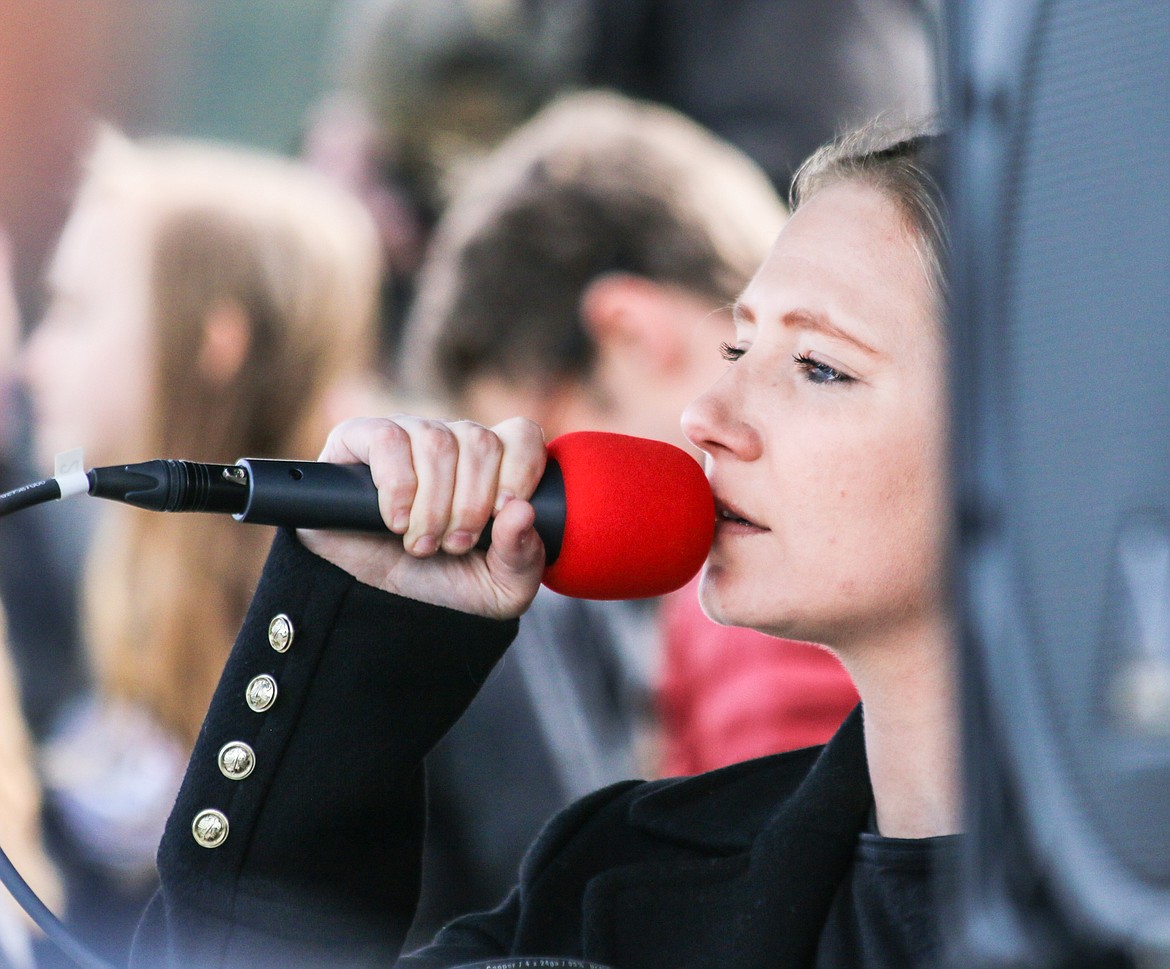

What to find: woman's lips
left=714, top=498, right=767, bottom=532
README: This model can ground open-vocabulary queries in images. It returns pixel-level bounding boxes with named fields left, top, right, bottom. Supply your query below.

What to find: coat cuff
left=148, top=529, right=519, bottom=961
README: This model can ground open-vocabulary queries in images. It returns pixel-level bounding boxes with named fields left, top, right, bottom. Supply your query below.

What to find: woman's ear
left=197, top=302, right=251, bottom=384
left=575, top=274, right=733, bottom=446
left=578, top=273, right=689, bottom=374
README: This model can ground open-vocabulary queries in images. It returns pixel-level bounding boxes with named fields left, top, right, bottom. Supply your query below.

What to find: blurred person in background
left=0, top=229, right=86, bottom=745
left=21, top=131, right=382, bottom=963
left=397, top=89, right=834, bottom=942
left=403, top=88, right=782, bottom=448
left=304, top=0, right=584, bottom=371
left=306, top=0, right=936, bottom=380
left=332, top=0, right=573, bottom=223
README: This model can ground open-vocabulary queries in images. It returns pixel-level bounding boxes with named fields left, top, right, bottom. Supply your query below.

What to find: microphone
left=78, top=431, right=715, bottom=600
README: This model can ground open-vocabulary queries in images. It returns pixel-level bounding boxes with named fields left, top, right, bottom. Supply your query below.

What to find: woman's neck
left=836, top=610, right=961, bottom=840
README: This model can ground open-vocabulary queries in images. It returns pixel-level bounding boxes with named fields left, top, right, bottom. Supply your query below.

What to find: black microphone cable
left=0, top=464, right=246, bottom=969
left=13, top=457, right=567, bottom=550
left=0, top=838, right=115, bottom=969
left=0, top=473, right=120, bottom=969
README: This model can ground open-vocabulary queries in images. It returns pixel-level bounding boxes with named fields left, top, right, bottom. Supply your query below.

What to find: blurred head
left=23, top=168, right=153, bottom=469
left=25, top=131, right=380, bottom=744
left=682, top=124, right=948, bottom=654
left=403, top=90, right=786, bottom=448
left=26, top=130, right=379, bottom=470
left=333, top=0, right=574, bottom=219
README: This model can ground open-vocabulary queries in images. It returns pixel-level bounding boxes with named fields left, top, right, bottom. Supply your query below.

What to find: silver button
left=218, top=741, right=256, bottom=780
left=245, top=674, right=278, bottom=712
left=268, top=613, right=294, bottom=652
left=192, top=809, right=229, bottom=848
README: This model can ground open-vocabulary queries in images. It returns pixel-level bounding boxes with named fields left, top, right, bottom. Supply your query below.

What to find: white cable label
left=53, top=448, right=88, bottom=499
left=54, top=447, right=84, bottom=478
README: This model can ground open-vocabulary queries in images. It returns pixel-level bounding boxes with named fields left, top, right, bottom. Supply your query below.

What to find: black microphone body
left=235, top=459, right=389, bottom=530
left=87, top=458, right=567, bottom=564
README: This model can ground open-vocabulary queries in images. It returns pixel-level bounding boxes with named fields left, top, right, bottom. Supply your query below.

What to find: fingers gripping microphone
left=81, top=432, right=715, bottom=600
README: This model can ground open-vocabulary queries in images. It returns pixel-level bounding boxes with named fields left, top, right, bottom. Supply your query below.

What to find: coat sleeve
left=130, top=530, right=519, bottom=969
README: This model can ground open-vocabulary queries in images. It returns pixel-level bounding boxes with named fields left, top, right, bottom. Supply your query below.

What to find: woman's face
left=23, top=194, right=154, bottom=470
left=682, top=180, right=947, bottom=649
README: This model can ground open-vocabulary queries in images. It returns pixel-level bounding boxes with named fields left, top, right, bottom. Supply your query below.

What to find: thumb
left=485, top=497, right=545, bottom=592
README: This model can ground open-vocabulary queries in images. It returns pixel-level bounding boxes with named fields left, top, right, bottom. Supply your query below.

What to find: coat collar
left=625, top=705, right=870, bottom=852
left=582, top=707, right=872, bottom=969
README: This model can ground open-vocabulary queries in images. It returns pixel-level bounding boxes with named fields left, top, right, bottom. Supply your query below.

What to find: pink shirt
left=657, top=578, right=859, bottom=776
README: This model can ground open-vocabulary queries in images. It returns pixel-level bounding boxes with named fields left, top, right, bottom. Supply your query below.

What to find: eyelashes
left=792, top=353, right=855, bottom=385
left=718, top=342, right=855, bottom=386
left=719, top=341, right=744, bottom=362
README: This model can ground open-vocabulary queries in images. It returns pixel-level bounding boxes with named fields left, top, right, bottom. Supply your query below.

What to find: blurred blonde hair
left=79, top=131, right=380, bottom=745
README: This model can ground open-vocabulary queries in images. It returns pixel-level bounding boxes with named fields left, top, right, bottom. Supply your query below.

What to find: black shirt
left=814, top=825, right=960, bottom=969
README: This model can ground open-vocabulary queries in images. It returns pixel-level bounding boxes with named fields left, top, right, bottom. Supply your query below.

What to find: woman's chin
left=697, top=566, right=749, bottom=628
left=698, top=567, right=803, bottom=639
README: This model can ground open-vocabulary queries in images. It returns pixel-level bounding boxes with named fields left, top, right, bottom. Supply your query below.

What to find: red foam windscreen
left=540, top=432, right=715, bottom=600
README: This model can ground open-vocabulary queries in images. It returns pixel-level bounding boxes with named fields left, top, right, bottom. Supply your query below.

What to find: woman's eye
left=719, top=341, right=746, bottom=362
left=793, top=353, right=854, bottom=385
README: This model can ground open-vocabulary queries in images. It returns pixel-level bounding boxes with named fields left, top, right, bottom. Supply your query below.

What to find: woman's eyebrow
left=781, top=308, right=879, bottom=355
left=732, top=300, right=879, bottom=356
left=730, top=300, right=756, bottom=328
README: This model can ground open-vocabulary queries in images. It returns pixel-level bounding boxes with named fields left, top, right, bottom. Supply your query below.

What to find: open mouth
left=716, top=501, right=762, bottom=529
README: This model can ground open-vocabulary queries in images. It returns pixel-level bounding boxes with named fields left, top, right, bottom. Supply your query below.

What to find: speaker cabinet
left=948, top=0, right=1170, bottom=962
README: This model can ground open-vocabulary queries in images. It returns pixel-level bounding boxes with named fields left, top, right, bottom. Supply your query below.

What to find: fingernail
left=494, top=491, right=515, bottom=515
left=411, top=535, right=436, bottom=556
left=444, top=530, right=474, bottom=553
left=392, top=511, right=410, bottom=532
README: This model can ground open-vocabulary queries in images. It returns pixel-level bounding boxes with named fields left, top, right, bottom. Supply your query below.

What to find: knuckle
left=367, top=427, right=415, bottom=492
left=470, top=428, right=504, bottom=462
left=508, top=416, right=545, bottom=442
left=452, top=419, right=498, bottom=449
left=415, top=422, right=458, bottom=461
left=369, top=420, right=410, bottom=453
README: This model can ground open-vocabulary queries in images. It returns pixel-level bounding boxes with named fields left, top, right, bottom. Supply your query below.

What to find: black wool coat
left=131, top=531, right=873, bottom=969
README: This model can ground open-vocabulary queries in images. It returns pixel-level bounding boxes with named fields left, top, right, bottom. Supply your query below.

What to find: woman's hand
left=297, top=415, right=547, bottom=620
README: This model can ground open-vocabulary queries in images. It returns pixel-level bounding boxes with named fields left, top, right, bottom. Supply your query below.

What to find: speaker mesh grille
left=1003, top=0, right=1170, bottom=881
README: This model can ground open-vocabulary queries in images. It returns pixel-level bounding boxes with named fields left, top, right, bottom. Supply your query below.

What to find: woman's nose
left=681, top=376, right=762, bottom=461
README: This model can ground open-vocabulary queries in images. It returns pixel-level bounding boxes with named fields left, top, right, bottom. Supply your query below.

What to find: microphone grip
left=235, top=460, right=384, bottom=531
left=235, top=458, right=566, bottom=564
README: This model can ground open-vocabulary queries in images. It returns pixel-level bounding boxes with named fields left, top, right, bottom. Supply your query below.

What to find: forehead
left=739, top=181, right=936, bottom=353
